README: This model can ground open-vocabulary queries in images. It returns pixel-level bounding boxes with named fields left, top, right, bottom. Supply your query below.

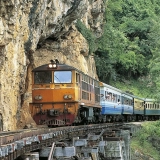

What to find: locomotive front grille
left=43, top=119, right=65, bottom=126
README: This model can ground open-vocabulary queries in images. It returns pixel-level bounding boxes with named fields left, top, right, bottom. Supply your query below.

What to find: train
left=29, top=60, right=160, bottom=126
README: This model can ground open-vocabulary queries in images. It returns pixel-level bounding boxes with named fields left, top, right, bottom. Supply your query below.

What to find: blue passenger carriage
left=121, top=92, right=134, bottom=121
left=144, top=99, right=160, bottom=120
left=100, top=82, right=123, bottom=122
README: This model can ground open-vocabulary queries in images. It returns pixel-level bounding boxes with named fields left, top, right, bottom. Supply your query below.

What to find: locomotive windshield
left=34, top=71, right=52, bottom=84
left=54, top=71, right=72, bottom=83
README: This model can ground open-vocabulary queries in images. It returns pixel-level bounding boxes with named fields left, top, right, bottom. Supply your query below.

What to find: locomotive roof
left=32, top=63, right=79, bottom=72
left=32, top=63, right=99, bottom=81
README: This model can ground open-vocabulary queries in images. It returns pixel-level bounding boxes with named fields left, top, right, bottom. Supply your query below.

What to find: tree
left=95, top=0, right=160, bottom=87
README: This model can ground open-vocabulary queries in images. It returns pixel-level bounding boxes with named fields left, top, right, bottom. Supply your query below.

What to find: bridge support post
left=39, top=144, right=75, bottom=159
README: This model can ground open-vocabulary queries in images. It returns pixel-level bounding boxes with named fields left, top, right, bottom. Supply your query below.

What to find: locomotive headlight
left=34, top=95, right=43, bottom=100
left=48, top=60, right=58, bottom=69
left=63, top=95, right=72, bottom=99
left=52, top=63, right=57, bottom=68
left=48, top=63, right=57, bottom=68
left=68, top=95, right=72, bottom=99
left=64, top=95, right=68, bottom=99
left=48, top=64, right=53, bottom=68
left=38, top=95, right=42, bottom=100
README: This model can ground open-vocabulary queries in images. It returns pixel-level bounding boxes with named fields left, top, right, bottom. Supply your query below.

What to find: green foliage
left=94, top=53, right=116, bottom=83
left=110, top=77, right=154, bottom=98
left=75, top=20, right=97, bottom=54
left=95, top=0, right=160, bottom=92
left=134, top=121, right=160, bottom=142
left=131, top=121, right=160, bottom=159
left=131, top=138, right=159, bottom=160
left=75, top=0, right=160, bottom=98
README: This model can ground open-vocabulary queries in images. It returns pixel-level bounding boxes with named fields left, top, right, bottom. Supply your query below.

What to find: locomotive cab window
left=34, top=71, right=52, bottom=84
left=54, top=71, right=72, bottom=83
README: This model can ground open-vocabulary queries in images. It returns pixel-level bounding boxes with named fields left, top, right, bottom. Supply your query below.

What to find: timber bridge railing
left=0, top=123, right=141, bottom=160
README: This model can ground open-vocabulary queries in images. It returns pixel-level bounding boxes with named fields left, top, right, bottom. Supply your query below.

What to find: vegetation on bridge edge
left=131, top=121, right=160, bottom=159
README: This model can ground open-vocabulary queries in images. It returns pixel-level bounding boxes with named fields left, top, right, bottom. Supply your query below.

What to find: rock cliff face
left=0, top=0, right=105, bottom=130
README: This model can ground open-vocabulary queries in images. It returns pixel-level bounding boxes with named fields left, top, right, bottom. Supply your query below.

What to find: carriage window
left=89, top=78, right=92, bottom=84
left=34, top=71, right=52, bottom=84
left=126, top=100, right=129, bottom=105
left=112, top=94, right=117, bottom=102
left=86, top=76, right=89, bottom=83
left=117, top=95, right=121, bottom=103
left=85, top=75, right=87, bottom=82
left=118, top=98, right=120, bottom=104
left=128, top=100, right=130, bottom=105
left=54, top=71, right=72, bottom=83
left=106, top=92, right=112, bottom=101
left=76, top=73, right=80, bottom=83
left=92, top=79, right=94, bottom=85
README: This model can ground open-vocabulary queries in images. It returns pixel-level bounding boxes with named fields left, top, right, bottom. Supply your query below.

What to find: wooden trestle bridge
left=0, top=123, right=141, bottom=160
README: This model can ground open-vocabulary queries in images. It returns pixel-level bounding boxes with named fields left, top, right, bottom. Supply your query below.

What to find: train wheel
left=84, top=120, right=88, bottom=125
left=146, top=116, right=148, bottom=120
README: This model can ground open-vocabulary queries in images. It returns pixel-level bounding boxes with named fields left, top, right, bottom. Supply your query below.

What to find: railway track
left=0, top=123, right=141, bottom=160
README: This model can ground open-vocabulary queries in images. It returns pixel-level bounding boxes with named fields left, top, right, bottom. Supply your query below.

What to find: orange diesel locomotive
left=29, top=60, right=101, bottom=126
